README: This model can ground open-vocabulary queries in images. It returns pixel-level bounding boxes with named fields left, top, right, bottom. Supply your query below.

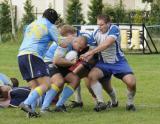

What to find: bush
left=0, top=0, right=11, bottom=35
left=66, top=0, right=85, bottom=25
left=103, top=1, right=129, bottom=23
left=21, top=0, right=35, bottom=26
left=132, top=10, right=143, bottom=23
left=88, top=0, right=104, bottom=24
left=146, top=0, right=160, bottom=25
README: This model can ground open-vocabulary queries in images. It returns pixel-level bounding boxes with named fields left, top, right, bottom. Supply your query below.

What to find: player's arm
left=49, top=26, right=68, bottom=48
left=53, top=47, right=76, bottom=67
left=72, top=63, right=84, bottom=74
left=88, top=36, right=115, bottom=55
left=81, top=26, right=119, bottom=60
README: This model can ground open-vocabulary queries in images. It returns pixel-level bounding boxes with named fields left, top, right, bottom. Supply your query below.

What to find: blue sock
left=56, top=86, right=74, bottom=107
left=24, top=90, right=39, bottom=105
left=31, top=100, right=37, bottom=112
left=41, top=88, right=58, bottom=110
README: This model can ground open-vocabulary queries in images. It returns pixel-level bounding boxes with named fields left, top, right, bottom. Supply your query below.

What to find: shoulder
left=93, top=28, right=100, bottom=37
left=109, top=25, right=120, bottom=34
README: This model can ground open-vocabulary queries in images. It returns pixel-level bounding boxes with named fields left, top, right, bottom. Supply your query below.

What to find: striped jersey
left=93, top=24, right=124, bottom=63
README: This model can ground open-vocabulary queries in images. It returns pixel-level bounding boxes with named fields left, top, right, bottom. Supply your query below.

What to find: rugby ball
left=65, top=50, right=78, bottom=61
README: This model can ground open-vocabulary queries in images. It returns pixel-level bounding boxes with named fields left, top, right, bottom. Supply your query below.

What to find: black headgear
left=43, top=8, right=58, bottom=24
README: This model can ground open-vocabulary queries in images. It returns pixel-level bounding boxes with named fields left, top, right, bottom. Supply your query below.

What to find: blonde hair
left=60, top=25, right=76, bottom=36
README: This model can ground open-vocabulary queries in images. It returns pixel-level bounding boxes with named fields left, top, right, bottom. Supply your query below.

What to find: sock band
left=35, top=87, right=43, bottom=96
left=51, top=84, right=60, bottom=92
left=66, top=85, right=74, bottom=91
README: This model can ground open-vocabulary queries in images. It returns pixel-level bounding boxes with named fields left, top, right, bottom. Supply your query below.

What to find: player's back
left=18, top=17, right=58, bottom=58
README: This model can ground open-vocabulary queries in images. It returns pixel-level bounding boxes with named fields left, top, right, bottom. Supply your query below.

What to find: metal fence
left=74, top=23, right=160, bottom=54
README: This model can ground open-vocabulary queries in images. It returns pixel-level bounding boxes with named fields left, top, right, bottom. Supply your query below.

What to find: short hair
left=60, top=25, right=76, bottom=36
left=43, top=8, right=58, bottom=24
left=10, top=78, right=19, bottom=87
left=97, top=14, right=111, bottom=23
left=79, top=36, right=88, bottom=46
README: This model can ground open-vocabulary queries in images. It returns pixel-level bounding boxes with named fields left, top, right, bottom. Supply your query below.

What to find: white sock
left=127, top=90, right=135, bottom=105
left=74, top=85, right=82, bottom=103
left=91, top=82, right=104, bottom=103
left=93, top=97, right=98, bottom=105
left=108, top=88, right=117, bottom=104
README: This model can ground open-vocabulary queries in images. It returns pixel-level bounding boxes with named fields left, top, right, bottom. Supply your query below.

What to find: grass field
left=0, top=42, right=160, bottom=124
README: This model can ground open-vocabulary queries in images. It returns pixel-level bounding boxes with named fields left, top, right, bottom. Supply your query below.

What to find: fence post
left=142, top=23, right=145, bottom=54
left=0, top=34, right=1, bottom=43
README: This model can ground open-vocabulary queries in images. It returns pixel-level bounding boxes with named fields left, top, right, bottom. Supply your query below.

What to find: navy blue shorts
left=10, top=87, right=30, bottom=107
left=95, top=59, right=134, bottom=80
left=45, top=62, right=72, bottom=77
left=18, top=54, right=49, bottom=82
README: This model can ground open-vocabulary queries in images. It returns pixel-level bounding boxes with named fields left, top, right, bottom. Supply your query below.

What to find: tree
left=103, top=1, right=127, bottom=23
left=88, top=0, right=104, bottom=24
left=142, top=0, right=153, bottom=2
left=22, top=0, right=35, bottom=26
left=66, top=0, right=85, bottom=25
left=147, top=0, right=160, bottom=25
left=0, top=0, right=12, bottom=35
left=9, top=0, right=16, bottom=38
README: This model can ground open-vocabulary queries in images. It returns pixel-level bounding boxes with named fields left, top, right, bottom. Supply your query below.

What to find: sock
left=41, top=84, right=60, bottom=110
left=91, top=82, right=104, bottom=103
left=37, top=96, right=43, bottom=107
left=74, top=85, right=82, bottom=103
left=31, top=100, right=37, bottom=112
left=24, top=87, right=43, bottom=105
left=93, top=97, right=98, bottom=105
left=108, top=88, right=117, bottom=104
left=127, top=90, right=136, bottom=105
left=56, top=85, right=74, bottom=107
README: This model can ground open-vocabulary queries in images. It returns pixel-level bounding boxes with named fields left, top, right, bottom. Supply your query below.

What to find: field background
left=0, top=42, right=160, bottom=124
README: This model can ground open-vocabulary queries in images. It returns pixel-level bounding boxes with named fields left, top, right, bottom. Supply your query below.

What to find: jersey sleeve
left=53, top=46, right=68, bottom=59
left=80, top=32, right=96, bottom=46
left=108, top=26, right=120, bottom=40
left=48, top=25, right=59, bottom=43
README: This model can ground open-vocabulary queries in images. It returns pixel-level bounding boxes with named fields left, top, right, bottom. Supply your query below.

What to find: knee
left=69, top=75, right=80, bottom=89
left=52, top=78, right=64, bottom=88
left=123, top=75, right=136, bottom=90
left=88, top=72, right=98, bottom=82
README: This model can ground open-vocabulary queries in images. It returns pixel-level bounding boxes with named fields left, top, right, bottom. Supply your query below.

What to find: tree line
left=0, top=0, right=160, bottom=42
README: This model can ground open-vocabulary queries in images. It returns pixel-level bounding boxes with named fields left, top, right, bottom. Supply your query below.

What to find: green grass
left=0, top=42, right=160, bottom=124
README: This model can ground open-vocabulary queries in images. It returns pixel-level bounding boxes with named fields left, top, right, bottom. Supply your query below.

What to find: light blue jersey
left=53, top=43, right=73, bottom=60
left=44, top=42, right=58, bottom=62
left=18, top=17, right=59, bottom=58
left=44, top=38, right=73, bottom=63
left=0, top=73, right=11, bottom=86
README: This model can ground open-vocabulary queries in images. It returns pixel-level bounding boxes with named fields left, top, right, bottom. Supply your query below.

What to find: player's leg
left=100, top=78, right=118, bottom=107
left=22, top=76, right=50, bottom=112
left=41, top=73, right=64, bottom=112
left=122, top=74, right=136, bottom=111
left=113, top=59, right=136, bottom=111
left=28, top=80, right=38, bottom=112
left=18, top=54, right=50, bottom=114
left=84, top=77, right=98, bottom=105
left=71, top=63, right=89, bottom=107
left=88, top=67, right=108, bottom=112
left=55, top=72, right=80, bottom=111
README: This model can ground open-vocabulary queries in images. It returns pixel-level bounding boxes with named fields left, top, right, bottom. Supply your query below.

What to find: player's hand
left=80, top=51, right=94, bottom=62
left=71, top=58, right=78, bottom=65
